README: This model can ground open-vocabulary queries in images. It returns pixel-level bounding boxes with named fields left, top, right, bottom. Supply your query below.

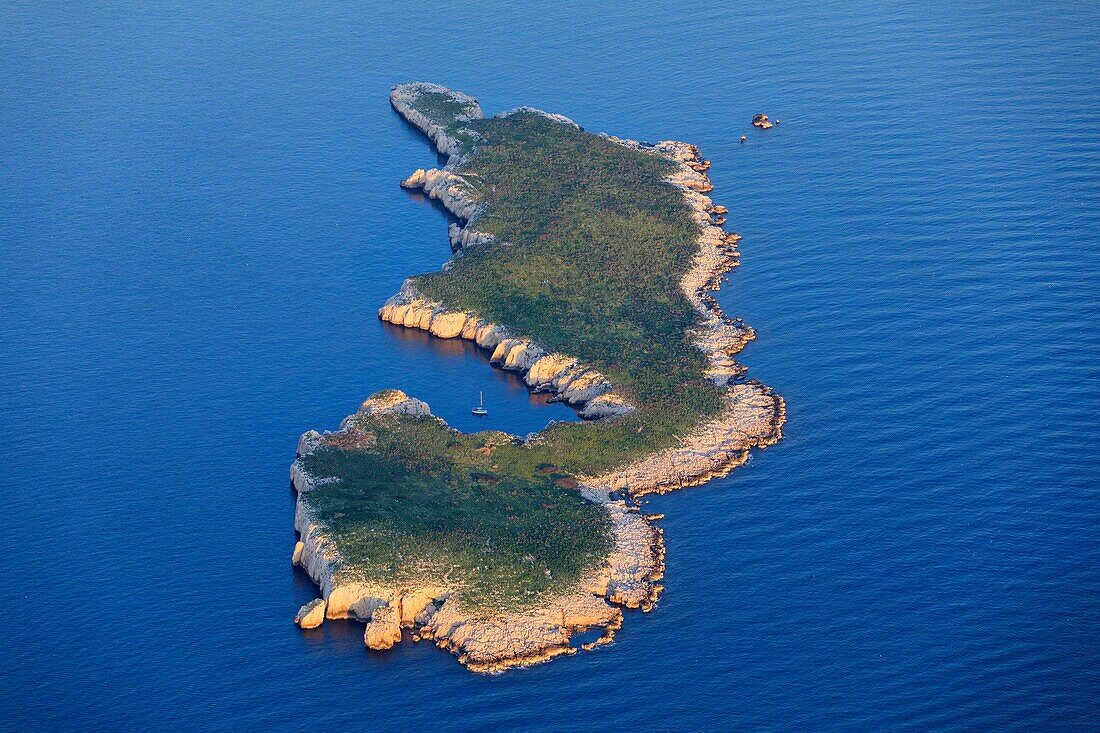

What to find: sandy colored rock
left=525, top=354, right=576, bottom=388
left=460, top=317, right=483, bottom=340
left=560, top=370, right=613, bottom=404
left=401, top=303, right=423, bottom=328
left=384, top=303, right=407, bottom=325
left=401, top=168, right=427, bottom=188
left=503, top=341, right=545, bottom=372
left=752, top=113, right=774, bottom=129
left=428, top=311, right=468, bottom=339
left=399, top=168, right=480, bottom=220
left=485, top=338, right=517, bottom=364
left=365, top=605, right=403, bottom=650
left=294, top=598, right=326, bottom=629
left=358, top=390, right=430, bottom=418
left=422, top=591, right=621, bottom=672
left=398, top=588, right=445, bottom=626
left=475, top=323, right=506, bottom=350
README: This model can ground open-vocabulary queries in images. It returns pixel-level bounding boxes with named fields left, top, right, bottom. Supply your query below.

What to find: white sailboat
left=471, top=391, right=488, bottom=416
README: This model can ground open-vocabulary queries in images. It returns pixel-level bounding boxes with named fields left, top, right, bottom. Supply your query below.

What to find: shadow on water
left=390, top=104, right=452, bottom=168
left=401, top=187, right=462, bottom=244
left=380, top=106, right=580, bottom=436
left=377, top=319, right=581, bottom=435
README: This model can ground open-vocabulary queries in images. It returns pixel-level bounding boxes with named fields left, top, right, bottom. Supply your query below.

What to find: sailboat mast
left=472, top=390, right=488, bottom=415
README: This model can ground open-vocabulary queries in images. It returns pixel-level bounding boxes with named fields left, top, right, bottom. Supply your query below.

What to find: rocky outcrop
left=377, top=283, right=635, bottom=420
left=392, top=82, right=495, bottom=251
left=659, top=145, right=760, bottom=387
left=364, top=605, right=403, bottom=650
left=752, top=113, right=774, bottom=129
left=578, top=489, right=664, bottom=610
left=587, top=381, right=784, bottom=496
left=389, top=82, right=483, bottom=162
left=400, top=168, right=481, bottom=222
left=448, top=222, right=493, bottom=249
left=294, top=598, right=326, bottom=629
left=353, top=389, right=430, bottom=418
left=422, top=590, right=621, bottom=673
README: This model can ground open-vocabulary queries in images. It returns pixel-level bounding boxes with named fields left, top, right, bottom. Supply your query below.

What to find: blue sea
left=3, top=2, right=1098, bottom=730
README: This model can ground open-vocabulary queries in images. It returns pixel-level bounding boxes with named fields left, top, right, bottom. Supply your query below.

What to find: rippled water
left=3, top=1, right=1098, bottom=730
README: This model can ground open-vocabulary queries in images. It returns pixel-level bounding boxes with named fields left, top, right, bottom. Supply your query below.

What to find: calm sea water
left=3, top=2, right=1098, bottom=730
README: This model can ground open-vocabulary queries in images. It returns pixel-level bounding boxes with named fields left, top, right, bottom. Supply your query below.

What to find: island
left=289, top=82, right=785, bottom=672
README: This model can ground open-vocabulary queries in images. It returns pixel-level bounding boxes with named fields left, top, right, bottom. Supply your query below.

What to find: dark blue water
left=3, top=2, right=1098, bottom=730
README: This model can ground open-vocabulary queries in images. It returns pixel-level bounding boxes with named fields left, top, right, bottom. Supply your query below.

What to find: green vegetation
left=422, top=113, right=709, bottom=395
left=409, top=91, right=477, bottom=124
left=408, top=91, right=483, bottom=155
left=303, top=99, right=726, bottom=609
left=415, top=111, right=723, bottom=447
left=301, top=414, right=613, bottom=610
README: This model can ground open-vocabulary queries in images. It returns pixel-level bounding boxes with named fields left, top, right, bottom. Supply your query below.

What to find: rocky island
left=289, top=82, right=785, bottom=672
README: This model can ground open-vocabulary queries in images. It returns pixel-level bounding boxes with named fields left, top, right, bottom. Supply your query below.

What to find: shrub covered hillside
left=297, top=95, right=729, bottom=611
left=301, top=410, right=613, bottom=611
left=411, top=108, right=725, bottom=472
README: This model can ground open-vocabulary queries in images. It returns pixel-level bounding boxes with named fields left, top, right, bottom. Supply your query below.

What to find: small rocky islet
left=289, top=82, right=785, bottom=672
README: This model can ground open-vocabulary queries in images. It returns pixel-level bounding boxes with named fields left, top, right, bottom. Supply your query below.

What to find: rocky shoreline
left=290, top=390, right=663, bottom=672
left=289, top=83, right=784, bottom=672
left=378, top=285, right=635, bottom=420
left=388, top=81, right=483, bottom=162
left=584, top=136, right=786, bottom=495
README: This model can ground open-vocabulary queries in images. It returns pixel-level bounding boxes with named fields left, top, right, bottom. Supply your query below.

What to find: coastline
left=289, top=83, right=784, bottom=672
left=377, top=285, right=636, bottom=420
left=290, top=391, right=664, bottom=672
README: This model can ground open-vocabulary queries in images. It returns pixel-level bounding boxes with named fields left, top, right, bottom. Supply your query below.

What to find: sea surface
left=3, top=2, right=1098, bottom=730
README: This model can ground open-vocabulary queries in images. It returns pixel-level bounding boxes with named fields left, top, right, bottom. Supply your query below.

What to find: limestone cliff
left=388, top=81, right=483, bottom=162
left=377, top=284, right=635, bottom=420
